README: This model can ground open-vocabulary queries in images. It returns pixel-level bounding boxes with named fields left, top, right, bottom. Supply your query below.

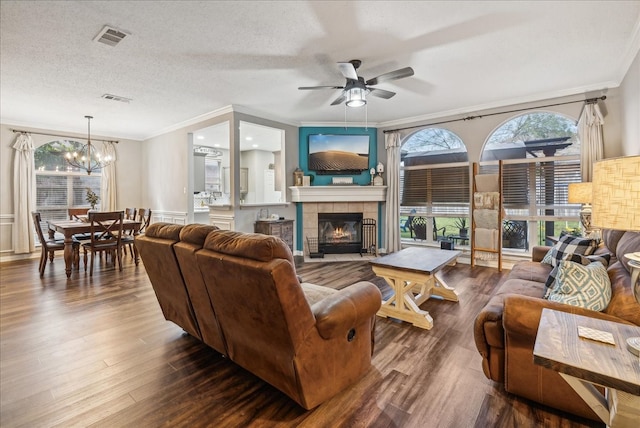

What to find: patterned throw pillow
left=544, top=260, right=612, bottom=311
left=541, top=234, right=598, bottom=267
left=544, top=253, right=611, bottom=288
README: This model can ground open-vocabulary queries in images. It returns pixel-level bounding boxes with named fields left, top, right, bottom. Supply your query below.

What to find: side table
left=533, top=308, right=640, bottom=427
left=254, top=219, right=294, bottom=252
left=625, top=252, right=640, bottom=298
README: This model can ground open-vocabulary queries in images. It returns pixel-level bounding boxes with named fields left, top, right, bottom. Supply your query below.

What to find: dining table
left=48, top=218, right=142, bottom=278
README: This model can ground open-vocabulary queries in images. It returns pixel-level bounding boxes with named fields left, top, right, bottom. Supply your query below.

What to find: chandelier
left=65, top=115, right=113, bottom=175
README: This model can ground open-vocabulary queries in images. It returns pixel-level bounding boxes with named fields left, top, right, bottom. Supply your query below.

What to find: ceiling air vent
left=102, top=94, right=132, bottom=103
left=94, top=25, right=128, bottom=47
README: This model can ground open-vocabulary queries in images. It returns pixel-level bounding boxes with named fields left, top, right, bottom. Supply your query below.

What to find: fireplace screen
left=318, top=213, right=363, bottom=254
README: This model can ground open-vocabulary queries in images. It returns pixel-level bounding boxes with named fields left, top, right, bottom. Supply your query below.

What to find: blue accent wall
left=298, top=127, right=378, bottom=185
left=295, top=127, right=378, bottom=252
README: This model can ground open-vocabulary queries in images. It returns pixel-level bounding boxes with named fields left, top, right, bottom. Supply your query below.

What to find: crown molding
left=145, top=105, right=235, bottom=140
left=145, top=104, right=300, bottom=140
left=297, top=121, right=380, bottom=128
left=230, top=105, right=299, bottom=128
left=0, top=118, right=139, bottom=142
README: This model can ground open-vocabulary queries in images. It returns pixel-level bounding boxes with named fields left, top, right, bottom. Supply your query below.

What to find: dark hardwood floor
left=0, top=254, right=602, bottom=428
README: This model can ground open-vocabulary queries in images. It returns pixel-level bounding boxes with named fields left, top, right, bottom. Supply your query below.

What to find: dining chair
left=137, top=208, right=152, bottom=234
left=32, top=211, right=79, bottom=277
left=82, top=211, right=124, bottom=276
left=68, top=207, right=89, bottom=221
left=68, top=207, right=94, bottom=241
left=124, top=208, right=136, bottom=220
left=121, top=208, right=141, bottom=256
left=122, top=208, right=152, bottom=258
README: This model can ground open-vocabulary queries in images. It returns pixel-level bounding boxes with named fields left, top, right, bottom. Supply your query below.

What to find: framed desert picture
left=308, top=134, right=370, bottom=174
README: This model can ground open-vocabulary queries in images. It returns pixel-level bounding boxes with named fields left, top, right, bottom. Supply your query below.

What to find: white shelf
left=289, top=185, right=387, bottom=203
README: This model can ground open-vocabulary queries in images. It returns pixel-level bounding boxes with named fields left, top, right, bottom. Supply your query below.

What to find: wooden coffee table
left=533, top=308, right=640, bottom=427
left=370, top=247, right=461, bottom=330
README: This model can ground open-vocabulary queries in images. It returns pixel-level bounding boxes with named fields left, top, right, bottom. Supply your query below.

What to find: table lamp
left=568, top=182, right=593, bottom=236
left=591, top=155, right=640, bottom=355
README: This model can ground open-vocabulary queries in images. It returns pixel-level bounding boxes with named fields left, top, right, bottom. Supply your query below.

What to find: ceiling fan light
left=346, top=88, right=367, bottom=107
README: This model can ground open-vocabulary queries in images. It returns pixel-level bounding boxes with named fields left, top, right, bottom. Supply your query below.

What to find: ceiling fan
left=298, top=59, right=414, bottom=107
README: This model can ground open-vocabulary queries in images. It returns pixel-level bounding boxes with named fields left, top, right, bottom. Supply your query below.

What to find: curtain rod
left=383, top=96, right=606, bottom=134
left=10, top=128, right=119, bottom=144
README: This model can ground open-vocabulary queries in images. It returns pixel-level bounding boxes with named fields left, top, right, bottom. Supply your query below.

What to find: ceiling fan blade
left=337, top=62, right=359, bottom=80
left=366, top=67, right=414, bottom=86
left=298, top=85, right=344, bottom=90
left=369, top=88, right=396, bottom=99
left=330, top=93, right=347, bottom=105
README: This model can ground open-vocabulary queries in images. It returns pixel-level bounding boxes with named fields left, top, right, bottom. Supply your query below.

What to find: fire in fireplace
left=318, top=213, right=363, bottom=254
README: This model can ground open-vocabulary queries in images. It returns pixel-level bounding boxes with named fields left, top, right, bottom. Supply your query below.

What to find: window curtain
left=12, top=133, right=36, bottom=254
left=578, top=103, right=604, bottom=182
left=100, top=141, right=117, bottom=211
left=385, top=132, right=402, bottom=253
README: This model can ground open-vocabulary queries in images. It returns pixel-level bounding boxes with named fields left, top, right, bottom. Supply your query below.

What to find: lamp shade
left=591, top=156, right=640, bottom=231
left=568, top=182, right=592, bottom=203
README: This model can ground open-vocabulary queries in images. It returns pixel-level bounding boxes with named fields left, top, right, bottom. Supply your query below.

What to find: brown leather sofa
left=135, top=223, right=382, bottom=410
left=474, top=230, right=640, bottom=420
left=133, top=222, right=201, bottom=340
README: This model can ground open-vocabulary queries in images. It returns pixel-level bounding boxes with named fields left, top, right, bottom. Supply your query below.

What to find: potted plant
left=86, top=188, right=100, bottom=211
left=454, top=217, right=468, bottom=237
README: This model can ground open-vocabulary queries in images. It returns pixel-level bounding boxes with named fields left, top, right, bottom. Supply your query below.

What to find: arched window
left=35, top=140, right=101, bottom=223
left=480, top=112, right=580, bottom=249
left=400, top=128, right=469, bottom=244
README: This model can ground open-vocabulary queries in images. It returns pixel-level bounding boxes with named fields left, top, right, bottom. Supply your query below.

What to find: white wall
left=141, top=113, right=233, bottom=224
left=619, top=49, right=640, bottom=156
left=240, top=149, right=276, bottom=204
left=0, top=122, right=142, bottom=257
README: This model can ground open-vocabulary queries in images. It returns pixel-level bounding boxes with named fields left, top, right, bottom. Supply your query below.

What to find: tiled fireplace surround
left=290, top=186, right=387, bottom=255
left=302, top=202, right=379, bottom=254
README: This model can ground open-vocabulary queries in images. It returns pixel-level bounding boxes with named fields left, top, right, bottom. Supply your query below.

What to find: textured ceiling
left=1, top=1, right=639, bottom=140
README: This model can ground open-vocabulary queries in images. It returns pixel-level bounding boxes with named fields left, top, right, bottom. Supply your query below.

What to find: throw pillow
left=544, top=260, right=612, bottom=311
left=541, top=234, right=598, bottom=267
left=544, top=253, right=611, bottom=288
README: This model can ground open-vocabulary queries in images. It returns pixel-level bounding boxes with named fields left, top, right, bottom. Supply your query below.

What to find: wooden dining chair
left=124, top=208, right=137, bottom=221
left=68, top=207, right=94, bottom=241
left=68, top=207, right=89, bottom=221
left=82, top=211, right=124, bottom=276
left=122, top=208, right=152, bottom=258
left=121, top=208, right=141, bottom=256
left=137, top=208, right=152, bottom=234
left=32, top=211, right=79, bottom=277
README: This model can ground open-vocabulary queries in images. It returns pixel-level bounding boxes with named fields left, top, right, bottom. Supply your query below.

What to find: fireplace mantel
left=289, top=185, right=387, bottom=203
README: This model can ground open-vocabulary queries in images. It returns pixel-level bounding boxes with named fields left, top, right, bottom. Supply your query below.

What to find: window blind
left=36, top=173, right=101, bottom=222
left=401, top=163, right=470, bottom=208
left=534, top=158, right=580, bottom=216
left=480, top=156, right=580, bottom=217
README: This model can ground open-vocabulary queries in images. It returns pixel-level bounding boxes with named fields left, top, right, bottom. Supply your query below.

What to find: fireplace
left=318, top=213, right=363, bottom=254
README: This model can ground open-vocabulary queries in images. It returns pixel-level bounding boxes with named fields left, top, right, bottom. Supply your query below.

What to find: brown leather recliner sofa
left=474, top=230, right=640, bottom=421
left=135, top=223, right=382, bottom=409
